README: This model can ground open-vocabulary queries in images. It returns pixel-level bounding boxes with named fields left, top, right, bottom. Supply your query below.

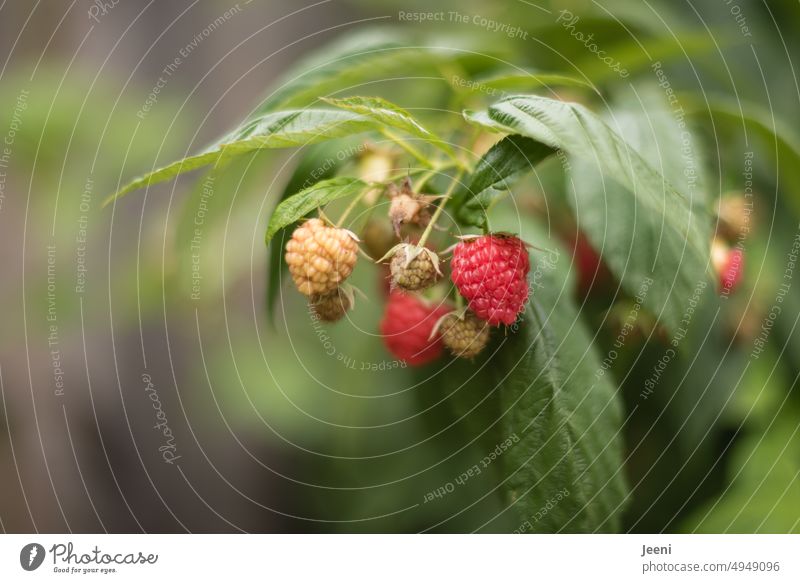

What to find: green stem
left=381, top=161, right=459, bottom=190
left=336, top=186, right=370, bottom=228
left=384, top=166, right=433, bottom=184
left=417, top=170, right=464, bottom=248
left=455, top=291, right=465, bottom=312
left=382, top=130, right=430, bottom=168
left=414, top=169, right=438, bottom=192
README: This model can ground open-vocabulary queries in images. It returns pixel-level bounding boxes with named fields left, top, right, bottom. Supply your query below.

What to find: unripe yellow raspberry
left=388, top=243, right=441, bottom=291
left=285, top=219, right=358, bottom=296
left=361, top=218, right=396, bottom=261
left=439, top=311, right=491, bottom=359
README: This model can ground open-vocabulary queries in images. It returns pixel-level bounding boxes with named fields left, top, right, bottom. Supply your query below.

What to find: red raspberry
left=712, top=238, right=744, bottom=293
left=451, top=235, right=530, bottom=326
left=380, top=292, right=448, bottom=366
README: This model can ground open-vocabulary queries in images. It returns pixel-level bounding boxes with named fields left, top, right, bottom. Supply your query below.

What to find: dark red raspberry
left=380, top=292, right=448, bottom=366
left=572, top=231, right=613, bottom=299
left=451, top=235, right=530, bottom=326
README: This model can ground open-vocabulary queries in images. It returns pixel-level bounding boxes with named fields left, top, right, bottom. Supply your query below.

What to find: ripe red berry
left=380, top=292, right=448, bottom=366
left=712, top=239, right=744, bottom=293
left=451, top=234, right=530, bottom=326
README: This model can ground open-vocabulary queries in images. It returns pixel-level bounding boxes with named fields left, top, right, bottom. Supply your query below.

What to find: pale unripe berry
left=389, top=244, right=441, bottom=291
left=285, top=219, right=358, bottom=296
left=310, top=288, right=352, bottom=322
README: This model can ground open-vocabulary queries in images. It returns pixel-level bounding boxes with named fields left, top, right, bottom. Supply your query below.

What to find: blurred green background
left=1, top=0, right=798, bottom=532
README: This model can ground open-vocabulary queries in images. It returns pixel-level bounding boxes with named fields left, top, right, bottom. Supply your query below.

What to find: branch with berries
left=104, top=32, right=756, bottom=530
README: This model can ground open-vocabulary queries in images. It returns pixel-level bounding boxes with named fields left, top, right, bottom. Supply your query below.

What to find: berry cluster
left=376, top=233, right=529, bottom=365
left=282, top=165, right=747, bottom=365
left=284, top=179, right=532, bottom=366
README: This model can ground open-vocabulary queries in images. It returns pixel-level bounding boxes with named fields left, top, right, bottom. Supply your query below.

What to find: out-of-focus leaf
left=106, top=109, right=377, bottom=204
left=254, top=30, right=416, bottom=113
left=575, top=34, right=716, bottom=83
left=175, top=150, right=269, bottom=253
left=254, top=29, right=499, bottom=115
left=470, top=71, right=597, bottom=93
left=683, top=409, right=800, bottom=533
left=688, top=96, right=800, bottom=216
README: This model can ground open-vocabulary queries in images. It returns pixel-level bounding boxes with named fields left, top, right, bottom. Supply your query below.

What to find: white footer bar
left=0, top=534, right=796, bottom=581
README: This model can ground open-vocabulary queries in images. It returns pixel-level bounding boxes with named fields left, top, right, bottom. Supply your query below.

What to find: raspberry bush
left=106, top=26, right=764, bottom=533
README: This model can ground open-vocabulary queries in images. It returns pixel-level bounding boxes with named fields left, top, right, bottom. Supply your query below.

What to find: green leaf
left=496, top=244, right=628, bottom=532
left=453, top=135, right=555, bottom=228
left=499, top=310, right=628, bottom=532
left=264, top=176, right=366, bottom=245
left=414, top=213, right=627, bottom=532
left=105, top=150, right=228, bottom=206
left=105, top=109, right=378, bottom=205
left=322, top=95, right=457, bottom=160
left=574, top=33, right=716, bottom=83
left=220, top=109, right=375, bottom=151
left=465, top=94, right=711, bottom=334
left=568, top=87, right=712, bottom=334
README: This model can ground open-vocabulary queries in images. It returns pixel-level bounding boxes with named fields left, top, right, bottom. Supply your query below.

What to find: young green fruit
left=387, top=243, right=442, bottom=291
left=437, top=311, right=491, bottom=359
